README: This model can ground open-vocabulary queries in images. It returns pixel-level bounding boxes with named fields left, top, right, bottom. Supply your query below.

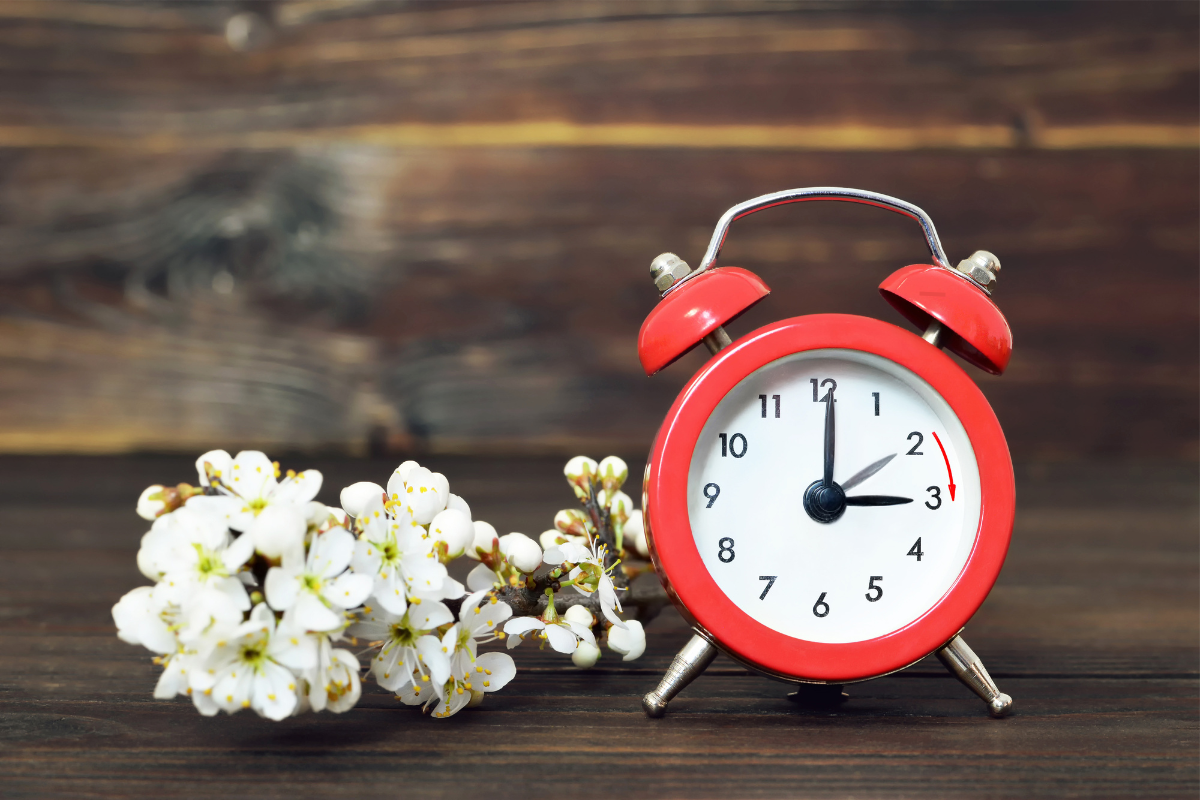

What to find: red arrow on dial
left=931, top=431, right=956, bottom=501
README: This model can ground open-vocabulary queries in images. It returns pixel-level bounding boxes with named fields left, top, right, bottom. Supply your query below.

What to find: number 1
left=872, top=392, right=880, bottom=416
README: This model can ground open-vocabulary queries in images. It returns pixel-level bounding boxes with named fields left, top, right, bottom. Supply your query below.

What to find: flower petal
left=322, top=572, right=373, bottom=610
left=265, top=568, right=301, bottom=612
left=195, top=450, right=232, bottom=488
left=474, top=651, right=516, bottom=693
left=292, top=592, right=343, bottom=633
left=544, top=623, right=579, bottom=654
left=503, top=617, right=544, bottom=637
left=466, top=563, right=498, bottom=593
left=272, top=470, right=323, bottom=506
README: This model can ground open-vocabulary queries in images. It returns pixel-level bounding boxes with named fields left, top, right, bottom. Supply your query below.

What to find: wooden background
left=0, top=0, right=1196, bottom=461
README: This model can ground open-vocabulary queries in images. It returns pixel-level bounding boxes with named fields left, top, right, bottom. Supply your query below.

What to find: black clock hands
left=844, top=495, right=913, bottom=506
left=803, top=392, right=912, bottom=523
left=822, top=388, right=835, bottom=487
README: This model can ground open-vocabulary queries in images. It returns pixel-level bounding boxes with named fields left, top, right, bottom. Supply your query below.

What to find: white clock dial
left=686, top=348, right=982, bottom=644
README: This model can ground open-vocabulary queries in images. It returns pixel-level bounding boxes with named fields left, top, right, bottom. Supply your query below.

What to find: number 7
left=758, top=576, right=777, bottom=600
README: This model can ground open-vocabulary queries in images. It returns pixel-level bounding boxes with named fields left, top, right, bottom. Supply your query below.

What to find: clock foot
left=786, top=683, right=848, bottom=707
left=936, top=634, right=1013, bottom=718
left=642, top=633, right=718, bottom=718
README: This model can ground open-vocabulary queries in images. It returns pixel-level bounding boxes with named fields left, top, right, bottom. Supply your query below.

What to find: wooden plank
left=0, top=456, right=1195, bottom=797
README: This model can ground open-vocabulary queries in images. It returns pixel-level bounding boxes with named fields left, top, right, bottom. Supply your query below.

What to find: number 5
left=865, top=576, right=883, bottom=602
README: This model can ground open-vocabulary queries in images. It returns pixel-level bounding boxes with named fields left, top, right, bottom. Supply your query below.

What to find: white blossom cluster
left=113, top=451, right=650, bottom=721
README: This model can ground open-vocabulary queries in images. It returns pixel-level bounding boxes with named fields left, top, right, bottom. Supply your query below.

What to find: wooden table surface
left=1, top=456, right=1196, bottom=798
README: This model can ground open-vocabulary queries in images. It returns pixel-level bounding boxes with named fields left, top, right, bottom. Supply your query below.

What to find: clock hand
left=840, top=453, right=896, bottom=492
left=844, top=495, right=913, bottom=506
left=822, top=388, right=835, bottom=487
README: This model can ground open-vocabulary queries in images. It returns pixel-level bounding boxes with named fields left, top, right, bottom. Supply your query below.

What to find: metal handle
left=694, top=187, right=952, bottom=276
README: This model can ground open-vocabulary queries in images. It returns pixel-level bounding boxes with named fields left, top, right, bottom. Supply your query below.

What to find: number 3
left=925, top=486, right=942, bottom=510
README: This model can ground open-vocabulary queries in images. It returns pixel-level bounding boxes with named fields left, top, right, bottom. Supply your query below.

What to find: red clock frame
left=645, top=313, right=1015, bottom=683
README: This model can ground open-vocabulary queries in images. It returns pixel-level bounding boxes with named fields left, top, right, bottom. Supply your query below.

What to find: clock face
left=686, top=348, right=982, bottom=645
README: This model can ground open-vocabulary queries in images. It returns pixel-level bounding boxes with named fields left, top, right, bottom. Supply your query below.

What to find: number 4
left=907, top=538, right=923, bottom=561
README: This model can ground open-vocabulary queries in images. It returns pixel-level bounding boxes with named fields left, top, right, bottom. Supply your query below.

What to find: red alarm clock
left=637, top=188, right=1016, bottom=718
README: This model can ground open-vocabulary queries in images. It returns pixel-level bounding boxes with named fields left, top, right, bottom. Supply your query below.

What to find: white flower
left=137, top=485, right=168, bottom=521
left=349, top=600, right=453, bottom=692
left=187, top=450, right=321, bottom=537
left=504, top=614, right=595, bottom=655
left=139, top=506, right=254, bottom=636
left=452, top=591, right=513, bottom=660
left=544, top=538, right=626, bottom=629
left=265, top=527, right=372, bottom=632
left=339, top=482, right=384, bottom=518
left=397, top=596, right=516, bottom=719
left=303, top=636, right=362, bottom=713
left=625, top=510, right=649, bottom=557
left=350, top=496, right=449, bottom=616
left=386, top=464, right=448, bottom=525
left=607, top=619, right=646, bottom=662
left=572, top=641, right=601, bottom=668
left=192, top=604, right=315, bottom=721
left=499, top=532, right=542, bottom=573
left=466, top=520, right=499, bottom=561
left=429, top=508, right=473, bottom=560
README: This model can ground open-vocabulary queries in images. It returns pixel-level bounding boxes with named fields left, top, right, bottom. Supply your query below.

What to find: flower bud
left=429, top=508, right=473, bottom=560
left=625, top=510, right=649, bottom=557
left=597, top=456, right=628, bottom=493
left=339, top=482, right=384, bottom=518
left=564, top=456, right=598, bottom=501
left=499, top=532, right=542, bottom=573
left=249, top=504, right=306, bottom=561
left=467, top=521, right=499, bottom=561
left=554, top=508, right=592, bottom=538
left=564, top=604, right=595, bottom=628
left=607, top=619, right=646, bottom=662
left=136, top=485, right=168, bottom=520
left=571, top=640, right=601, bottom=668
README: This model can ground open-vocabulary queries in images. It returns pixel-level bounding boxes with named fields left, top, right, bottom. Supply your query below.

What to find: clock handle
left=682, top=187, right=952, bottom=288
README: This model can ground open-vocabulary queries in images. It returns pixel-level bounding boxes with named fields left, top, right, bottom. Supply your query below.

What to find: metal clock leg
left=642, top=634, right=719, bottom=718
left=936, top=634, right=1013, bottom=718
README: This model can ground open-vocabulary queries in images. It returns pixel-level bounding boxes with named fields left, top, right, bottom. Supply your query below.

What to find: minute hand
left=845, top=495, right=913, bottom=506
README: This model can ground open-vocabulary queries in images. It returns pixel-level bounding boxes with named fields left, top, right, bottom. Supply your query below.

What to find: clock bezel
left=645, top=313, right=1015, bottom=683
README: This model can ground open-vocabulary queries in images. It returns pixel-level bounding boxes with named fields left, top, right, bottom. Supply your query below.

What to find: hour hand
left=840, top=454, right=896, bottom=492
left=844, top=495, right=913, bottom=506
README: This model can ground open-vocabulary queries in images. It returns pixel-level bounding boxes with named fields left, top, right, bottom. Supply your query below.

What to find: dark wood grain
left=0, top=456, right=1195, bottom=798
left=0, top=1, right=1195, bottom=459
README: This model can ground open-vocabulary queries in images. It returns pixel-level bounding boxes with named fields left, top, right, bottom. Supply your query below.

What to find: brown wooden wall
left=0, top=0, right=1195, bottom=460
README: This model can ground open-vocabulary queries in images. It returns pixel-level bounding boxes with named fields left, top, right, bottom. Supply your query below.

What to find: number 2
left=907, top=431, right=924, bottom=455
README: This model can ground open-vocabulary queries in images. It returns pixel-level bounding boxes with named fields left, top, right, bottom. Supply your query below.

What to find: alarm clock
left=637, top=188, right=1016, bottom=718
